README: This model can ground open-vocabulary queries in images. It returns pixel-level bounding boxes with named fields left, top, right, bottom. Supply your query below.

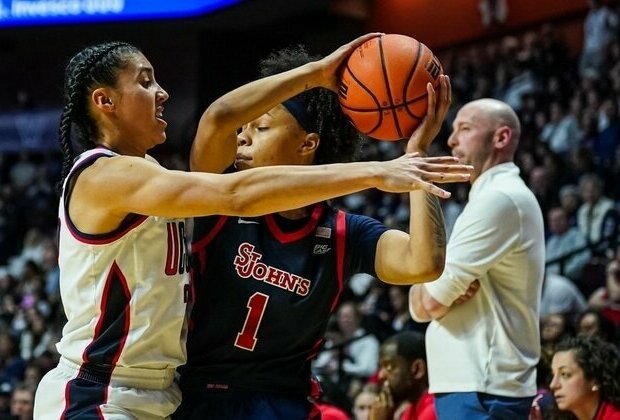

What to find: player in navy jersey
left=34, top=36, right=470, bottom=419
left=175, top=44, right=470, bottom=419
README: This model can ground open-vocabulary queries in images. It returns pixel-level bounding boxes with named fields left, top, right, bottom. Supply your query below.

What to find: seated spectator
left=540, top=100, right=581, bottom=155
left=588, top=259, right=620, bottom=327
left=6, top=383, right=34, bottom=420
left=546, top=207, right=591, bottom=281
left=353, top=388, right=378, bottom=420
left=371, top=331, right=436, bottom=420
left=0, top=334, right=24, bottom=387
left=576, top=308, right=618, bottom=345
left=388, top=286, right=426, bottom=334
left=577, top=173, right=619, bottom=255
left=541, top=313, right=574, bottom=356
left=540, top=271, right=588, bottom=316
left=558, top=184, right=582, bottom=227
left=533, top=336, right=620, bottom=420
left=313, top=302, right=380, bottom=392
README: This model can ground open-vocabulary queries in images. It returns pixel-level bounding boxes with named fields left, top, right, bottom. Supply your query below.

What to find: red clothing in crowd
left=596, top=400, right=620, bottom=420
left=400, top=390, right=437, bottom=420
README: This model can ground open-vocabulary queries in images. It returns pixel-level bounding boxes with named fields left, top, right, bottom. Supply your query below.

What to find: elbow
left=413, top=252, right=446, bottom=284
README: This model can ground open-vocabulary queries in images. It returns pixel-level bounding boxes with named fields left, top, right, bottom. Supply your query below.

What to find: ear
left=493, top=125, right=512, bottom=150
left=410, top=359, right=426, bottom=380
left=92, top=88, right=116, bottom=113
left=298, top=132, right=320, bottom=156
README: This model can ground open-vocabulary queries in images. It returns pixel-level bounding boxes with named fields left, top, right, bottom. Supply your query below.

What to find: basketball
left=338, top=34, right=443, bottom=141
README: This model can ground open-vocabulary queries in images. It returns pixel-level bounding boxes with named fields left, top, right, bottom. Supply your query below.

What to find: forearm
left=409, top=285, right=432, bottom=322
left=212, top=162, right=380, bottom=217
left=200, top=62, right=322, bottom=134
left=408, top=190, right=446, bottom=277
left=191, top=62, right=323, bottom=173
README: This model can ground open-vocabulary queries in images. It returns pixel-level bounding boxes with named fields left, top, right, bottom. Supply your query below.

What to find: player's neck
left=277, top=207, right=311, bottom=220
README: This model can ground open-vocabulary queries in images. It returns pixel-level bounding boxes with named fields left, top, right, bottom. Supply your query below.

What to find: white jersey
left=56, top=148, right=190, bottom=385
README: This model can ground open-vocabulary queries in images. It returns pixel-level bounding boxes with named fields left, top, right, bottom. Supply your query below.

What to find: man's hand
left=453, top=279, right=480, bottom=305
left=369, top=381, right=395, bottom=420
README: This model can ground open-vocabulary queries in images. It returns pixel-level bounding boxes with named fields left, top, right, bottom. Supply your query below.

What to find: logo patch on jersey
left=313, top=244, right=331, bottom=254
left=238, top=218, right=259, bottom=225
left=234, top=242, right=311, bottom=296
left=315, top=226, right=332, bottom=238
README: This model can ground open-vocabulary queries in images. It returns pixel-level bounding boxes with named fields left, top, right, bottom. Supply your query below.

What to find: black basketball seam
left=343, top=63, right=384, bottom=135
left=340, top=96, right=426, bottom=118
left=404, top=42, right=424, bottom=120
left=378, top=35, right=403, bottom=138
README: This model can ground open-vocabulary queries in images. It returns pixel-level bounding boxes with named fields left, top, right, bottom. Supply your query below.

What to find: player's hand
left=375, top=153, right=472, bottom=197
left=317, top=32, right=383, bottom=92
left=453, top=279, right=480, bottom=305
left=369, top=381, right=395, bottom=420
left=406, top=74, right=451, bottom=155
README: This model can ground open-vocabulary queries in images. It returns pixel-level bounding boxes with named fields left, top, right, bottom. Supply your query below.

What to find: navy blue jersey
left=183, top=203, right=387, bottom=396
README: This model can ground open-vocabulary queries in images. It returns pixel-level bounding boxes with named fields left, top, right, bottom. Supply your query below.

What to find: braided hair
left=58, top=42, right=140, bottom=185
left=259, top=45, right=364, bottom=165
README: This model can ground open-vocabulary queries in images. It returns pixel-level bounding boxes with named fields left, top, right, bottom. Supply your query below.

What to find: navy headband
left=282, top=97, right=316, bottom=133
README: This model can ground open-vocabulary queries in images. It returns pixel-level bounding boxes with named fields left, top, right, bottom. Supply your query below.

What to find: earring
left=592, top=385, right=599, bottom=392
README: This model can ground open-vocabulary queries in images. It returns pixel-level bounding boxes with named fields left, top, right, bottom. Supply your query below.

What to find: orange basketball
left=338, top=34, right=443, bottom=141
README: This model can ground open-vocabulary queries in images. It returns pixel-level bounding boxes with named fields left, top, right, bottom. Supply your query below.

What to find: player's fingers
left=414, top=180, right=451, bottom=198
left=426, top=82, right=437, bottom=118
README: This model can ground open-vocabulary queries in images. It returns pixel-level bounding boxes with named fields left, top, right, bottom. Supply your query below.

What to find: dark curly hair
left=550, top=336, right=620, bottom=419
left=58, top=42, right=141, bottom=185
left=259, top=45, right=364, bottom=165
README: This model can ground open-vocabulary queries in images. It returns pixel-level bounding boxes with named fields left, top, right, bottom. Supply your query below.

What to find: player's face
left=235, top=105, right=309, bottom=170
left=377, top=343, right=413, bottom=400
left=447, top=104, right=494, bottom=182
left=549, top=350, right=597, bottom=413
left=105, top=53, right=169, bottom=153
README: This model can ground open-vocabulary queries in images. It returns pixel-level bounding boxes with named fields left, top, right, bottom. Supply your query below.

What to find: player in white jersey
left=34, top=40, right=470, bottom=419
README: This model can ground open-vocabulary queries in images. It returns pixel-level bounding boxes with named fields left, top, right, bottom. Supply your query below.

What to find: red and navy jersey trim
left=265, top=203, right=325, bottom=244
left=61, top=261, right=131, bottom=419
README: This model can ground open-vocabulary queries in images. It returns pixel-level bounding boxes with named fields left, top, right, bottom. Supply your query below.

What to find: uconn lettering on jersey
left=234, top=243, right=311, bottom=296
left=165, top=221, right=189, bottom=276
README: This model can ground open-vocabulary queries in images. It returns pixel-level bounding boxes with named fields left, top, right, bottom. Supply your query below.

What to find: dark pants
left=173, top=386, right=314, bottom=420
left=434, top=392, right=534, bottom=420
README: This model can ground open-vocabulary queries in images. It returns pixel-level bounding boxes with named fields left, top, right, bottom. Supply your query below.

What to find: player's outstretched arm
left=191, top=33, right=382, bottom=173
left=77, top=152, right=470, bottom=228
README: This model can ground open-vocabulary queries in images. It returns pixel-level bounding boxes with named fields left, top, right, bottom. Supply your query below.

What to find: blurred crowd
left=1, top=1, right=620, bottom=419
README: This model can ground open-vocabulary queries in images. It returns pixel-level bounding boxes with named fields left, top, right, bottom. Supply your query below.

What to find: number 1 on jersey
left=235, top=292, right=269, bottom=351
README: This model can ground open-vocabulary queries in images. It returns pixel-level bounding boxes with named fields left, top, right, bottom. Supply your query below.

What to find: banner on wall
left=0, top=109, right=61, bottom=152
left=0, top=0, right=242, bottom=28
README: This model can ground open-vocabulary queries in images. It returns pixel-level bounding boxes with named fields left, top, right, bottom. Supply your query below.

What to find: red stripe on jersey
left=330, top=210, right=347, bottom=312
left=265, top=203, right=324, bottom=244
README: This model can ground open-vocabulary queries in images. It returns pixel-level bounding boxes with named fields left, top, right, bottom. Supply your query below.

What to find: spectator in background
left=580, top=0, right=619, bottom=77
left=388, top=286, right=426, bottom=334
left=531, top=336, right=620, bottom=420
left=0, top=334, right=24, bottom=388
left=353, top=388, right=378, bottom=420
left=577, top=173, right=619, bottom=255
left=559, top=184, right=582, bottom=227
left=593, top=98, right=620, bottom=168
left=8, top=384, right=34, bottom=420
left=540, top=100, right=581, bottom=156
left=540, top=272, right=587, bottom=317
left=314, top=302, right=380, bottom=389
left=371, top=331, right=436, bottom=420
left=588, top=259, right=620, bottom=327
left=546, top=206, right=591, bottom=281
left=576, top=308, right=618, bottom=345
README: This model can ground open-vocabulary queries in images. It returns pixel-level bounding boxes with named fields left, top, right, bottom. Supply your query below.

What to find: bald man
left=409, top=99, right=545, bottom=420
